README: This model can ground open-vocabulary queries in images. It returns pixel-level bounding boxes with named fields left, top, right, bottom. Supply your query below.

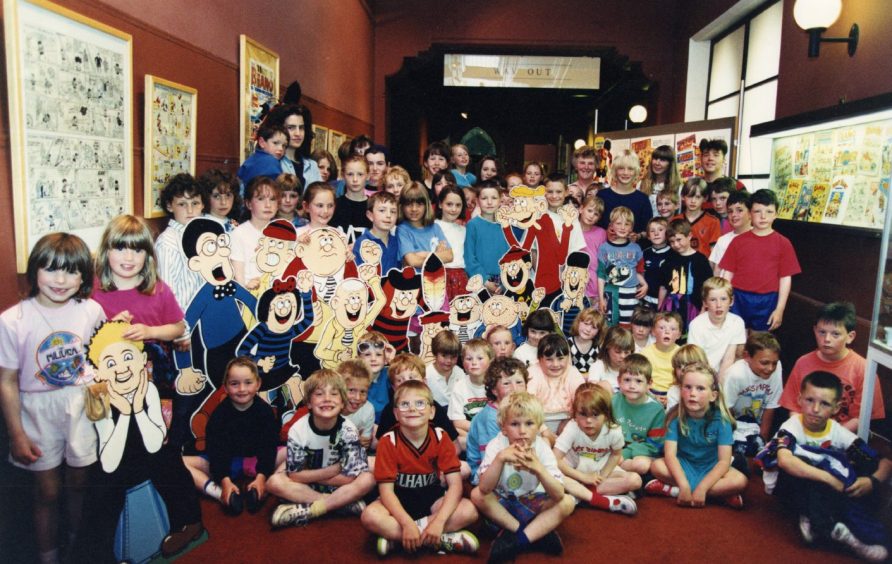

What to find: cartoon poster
left=792, top=134, right=812, bottom=178
left=676, top=133, right=698, bottom=180
left=807, top=182, right=830, bottom=223
left=239, top=35, right=279, bottom=162
left=833, top=127, right=858, bottom=176
left=821, top=177, right=850, bottom=224
left=859, top=125, right=883, bottom=177
left=811, top=131, right=834, bottom=184
left=5, top=0, right=133, bottom=271
left=778, top=179, right=802, bottom=220
left=771, top=140, right=793, bottom=193
left=843, top=177, right=884, bottom=229
left=791, top=183, right=813, bottom=222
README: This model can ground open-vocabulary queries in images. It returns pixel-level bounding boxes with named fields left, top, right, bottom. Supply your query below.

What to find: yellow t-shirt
left=641, top=343, right=679, bottom=393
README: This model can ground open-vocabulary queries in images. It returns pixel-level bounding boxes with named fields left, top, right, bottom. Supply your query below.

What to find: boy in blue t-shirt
left=237, top=124, right=288, bottom=187
left=597, top=206, right=647, bottom=326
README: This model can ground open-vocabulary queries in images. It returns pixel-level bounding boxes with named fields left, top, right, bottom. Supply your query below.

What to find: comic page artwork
left=145, top=77, right=196, bottom=218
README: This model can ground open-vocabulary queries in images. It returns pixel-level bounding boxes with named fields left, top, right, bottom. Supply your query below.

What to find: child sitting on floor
left=338, top=359, right=375, bottom=449
left=526, top=334, right=585, bottom=436
left=612, top=354, right=666, bottom=475
left=425, top=331, right=465, bottom=407
left=588, top=325, right=634, bottom=390
left=567, top=307, right=605, bottom=378
left=449, top=338, right=493, bottom=448
left=513, top=309, right=556, bottom=367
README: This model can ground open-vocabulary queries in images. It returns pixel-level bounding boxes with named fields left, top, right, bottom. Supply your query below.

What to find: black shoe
left=533, top=531, right=563, bottom=556
left=731, top=452, right=751, bottom=477
left=246, top=489, right=264, bottom=514
left=227, top=491, right=243, bottom=516
left=488, top=530, right=519, bottom=563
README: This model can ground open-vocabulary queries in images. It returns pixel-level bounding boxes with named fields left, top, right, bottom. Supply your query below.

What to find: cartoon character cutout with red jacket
left=371, top=267, right=421, bottom=353
left=497, top=185, right=577, bottom=304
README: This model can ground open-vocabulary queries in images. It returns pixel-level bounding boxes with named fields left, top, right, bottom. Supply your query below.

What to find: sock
left=414, top=516, right=430, bottom=530
left=589, top=489, right=611, bottom=510
left=515, top=529, right=530, bottom=548
left=203, top=480, right=222, bottom=501
left=38, top=548, right=59, bottom=564
left=309, top=499, right=327, bottom=518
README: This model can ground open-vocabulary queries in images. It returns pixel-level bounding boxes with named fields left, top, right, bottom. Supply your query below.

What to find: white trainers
left=606, top=495, right=638, bottom=515
left=762, top=469, right=778, bottom=495
left=271, top=503, right=311, bottom=528
left=376, top=537, right=396, bottom=557
left=438, top=530, right=480, bottom=553
left=831, top=522, right=888, bottom=562
left=798, top=516, right=814, bottom=544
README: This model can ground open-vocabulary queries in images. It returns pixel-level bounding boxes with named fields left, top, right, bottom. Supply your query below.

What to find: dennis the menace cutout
left=549, top=251, right=592, bottom=334
left=371, top=267, right=421, bottom=353
left=77, top=321, right=203, bottom=561
left=419, top=310, right=450, bottom=364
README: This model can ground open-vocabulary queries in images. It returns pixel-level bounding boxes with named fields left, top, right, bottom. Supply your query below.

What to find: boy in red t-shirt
left=719, top=189, right=800, bottom=331
left=779, top=302, right=885, bottom=432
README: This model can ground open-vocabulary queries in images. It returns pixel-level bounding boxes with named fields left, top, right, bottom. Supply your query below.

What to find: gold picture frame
left=239, top=34, right=279, bottom=163
left=312, top=124, right=329, bottom=155
left=4, top=0, right=134, bottom=272
left=144, top=75, right=197, bottom=218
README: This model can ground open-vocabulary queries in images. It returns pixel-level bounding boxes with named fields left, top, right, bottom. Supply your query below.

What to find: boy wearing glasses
left=361, top=380, right=479, bottom=556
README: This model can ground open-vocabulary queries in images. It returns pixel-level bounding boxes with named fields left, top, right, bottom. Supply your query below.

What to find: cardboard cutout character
left=314, top=262, right=386, bottom=369
left=549, top=251, right=592, bottom=334
left=421, top=252, right=448, bottom=313
left=498, top=245, right=545, bottom=316
left=419, top=310, right=450, bottom=364
left=255, top=219, right=297, bottom=291
left=78, top=321, right=203, bottom=561
left=497, top=185, right=576, bottom=303
left=473, top=292, right=535, bottom=345
left=448, top=274, right=487, bottom=344
left=371, top=267, right=421, bottom=352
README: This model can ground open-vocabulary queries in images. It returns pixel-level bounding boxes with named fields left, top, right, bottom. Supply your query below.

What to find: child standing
left=425, top=331, right=465, bottom=407
left=588, top=325, right=634, bottom=390
left=231, top=176, right=280, bottom=290
left=597, top=150, right=653, bottom=235
left=526, top=334, right=585, bottom=434
left=579, top=194, right=607, bottom=304
left=612, top=354, right=666, bottom=475
left=435, top=185, right=468, bottom=300
left=361, top=380, right=479, bottom=556
left=299, top=181, right=337, bottom=233
left=487, top=325, right=517, bottom=359
left=450, top=143, right=476, bottom=187
left=567, top=308, right=605, bottom=378
left=647, top=363, right=747, bottom=508
left=237, top=124, right=289, bottom=187
left=464, top=181, right=509, bottom=294
left=275, top=173, right=308, bottom=228
left=642, top=217, right=671, bottom=309
left=708, top=177, right=735, bottom=234
left=473, top=392, right=576, bottom=562
left=710, top=190, right=751, bottom=275
left=268, top=369, right=375, bottom=527
left=524, top=161, right=545, bottom=187
left=655, top=189, right=680, bottom=220
left=554, top=384, right=641, bottom=514
left=597, top=206, right=647, bottom=326
left=183, top=357, right=279, bottom=515
left=638, top=145, right=682, bottom=217
left=641, top=312, right=683, bottom=403
left=397, top=183, right=453, bottom=271
left=0, top=233, right=105, bottom=564
left=200, top=169, right=241, bottom=232
left=658, top=218, right=713, bottom=334
left=719, top=189, right=801, bottom=331
left=155, top=173, right=206, bottom=313
left=449, top=338, right=492, bottom=446
left=331, top=155, right=372, bottom=244
left=421, top=141, right=450, bottom=191
left=354, top=192, right=400, bottom=273
left=674, top=177, right=721, bottom=258
left=687, top=277, right=746, bottom=376
left=467, top=358, right=529, bottom=483
left=513, top=309, right=556, bottom=367
left=383, top=166, right=411, bottom=199
left=544, top=174, right=586, bottom=253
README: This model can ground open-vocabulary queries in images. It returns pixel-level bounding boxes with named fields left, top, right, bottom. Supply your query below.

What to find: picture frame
left=328, top=129, right=346, bottom=159
left=239, top=34, right=279, bottom=163
left=143, top=75, right=197, bottom=218
left=4, top=0, right=133, bottom=272
left=312, top=124, right=329, bottom=155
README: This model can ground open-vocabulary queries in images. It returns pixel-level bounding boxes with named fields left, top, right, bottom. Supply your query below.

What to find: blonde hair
left=463, top=338, right=495, bottom=361
left=498, top=391, right=544, bottom=428
left=394, top=379, right=434, bottom=405
left=388, top=353, right=425, bottom=384
left=570, top=307, right=605, bottom=344
left=620, top=353, right=652, bottom=383
left=581, top=194, right=605, bottom=215
left=305, top=369, right=348, bottom=406
left=337, top=359, right=371, bottom=384
left=95, top=215, right=158, bottom=294
left=701, top=276, right=734, bottom=302
left=609, top=205, right=634, bottom=226
left=609, top=150, right=640, bottom=186
left=598, top=326, right=634, bottom=369
left=357, top=330, right=389, bottom=347
left=384, top=165, right=411, bottom=188
left=674, top=363, right=735, bottom=436
left=87, top=321, right=143, bottom=368
left=399, top=182, right=435, bottom=226
left=671, top=344, right=709, bottom=385
left=572, top=383, right=619, bottom=429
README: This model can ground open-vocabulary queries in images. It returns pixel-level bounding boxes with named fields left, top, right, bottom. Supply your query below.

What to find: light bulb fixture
left=793, top=0, right=858, bottom=58
left=628, top=105, right=647, bottom=124
left=573, top=139, right=586, bottom=150
left=460, top=112, right=468, bottom=119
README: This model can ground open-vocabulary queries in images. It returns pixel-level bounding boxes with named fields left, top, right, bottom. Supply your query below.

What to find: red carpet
left=178, top=477, right=863, bottom=563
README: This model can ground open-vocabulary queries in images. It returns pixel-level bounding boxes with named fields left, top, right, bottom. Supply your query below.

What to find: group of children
left=1, top=133, right=889, bottom=563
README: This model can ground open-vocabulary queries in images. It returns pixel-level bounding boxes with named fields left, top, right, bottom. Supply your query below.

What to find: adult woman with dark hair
left=260, top=103, right=321, bottom=189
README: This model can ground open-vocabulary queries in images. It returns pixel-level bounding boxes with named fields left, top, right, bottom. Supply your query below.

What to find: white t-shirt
left=722, top=358, right=783, bottom=441
left=435, top=220, right=466, bottom=268
left=479, top=433, right=563, bottom=497
left=513, top=343, right=538, bottom=367
left=709, top=230, right=742, bottom=275
left=666, top=385, right=680, bottom=413
left=345, top=401, right=375, bottom=440
left=0, top=298, right=105, bottom=393
left=687, top=311, right=746, bottom=373
left=555, top=420, right=625, bottom=474
left=778, top=414, right=856, bottom=451
left=425, top=364, right=467, bottom=407
left=230, top=221, right=265, bottom=283
left=587, top=359, right=619, bottom=390
left=447, top=377, right=487, bottom=422
left=634, top=335, right=655, bottom=353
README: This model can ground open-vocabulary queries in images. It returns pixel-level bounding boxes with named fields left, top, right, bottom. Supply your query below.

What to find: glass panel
left=746, top=1, right=783, bottom=84
left=707, top=95, right=739, bottom=120
left=708, top=26, right=745, bottom=101
left=738, top=81, right=777, bottom=176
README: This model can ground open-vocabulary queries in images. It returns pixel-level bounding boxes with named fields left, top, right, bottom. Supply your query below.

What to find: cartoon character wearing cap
left=254, top=218, right=297, bottom=293
left=78, top=321, right=203, bottom=560
left=236, top=271, right=315, bottom=399
left=497, top=185, right=577, bottom=304
left=549, top=251, right=592, bottom=334
left=371, top=267, right=421, bottom=353
left=499, top=245, right=540, bottom=307
left=419, top=310, right=450, bottom=364
left=314, top=262, right=385, bottom=369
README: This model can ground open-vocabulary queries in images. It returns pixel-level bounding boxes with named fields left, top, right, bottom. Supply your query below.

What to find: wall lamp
left=793, top=0, right=858, bottom=58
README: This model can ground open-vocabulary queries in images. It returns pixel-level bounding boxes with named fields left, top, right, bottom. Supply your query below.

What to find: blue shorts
left=498, top=493, right=550, bottom=527
left=731, top=289, right=778, bottom=331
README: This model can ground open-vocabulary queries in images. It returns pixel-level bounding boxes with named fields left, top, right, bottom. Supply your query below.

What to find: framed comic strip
left=144, top=75, right=197, bottom=218
left=239, top=34, right=279, bottom=163
left=4, top=0, right=133, bottom=272
left=312, top=124, right=329, bottom=155
left=328, top=130, right=346, bottom=158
